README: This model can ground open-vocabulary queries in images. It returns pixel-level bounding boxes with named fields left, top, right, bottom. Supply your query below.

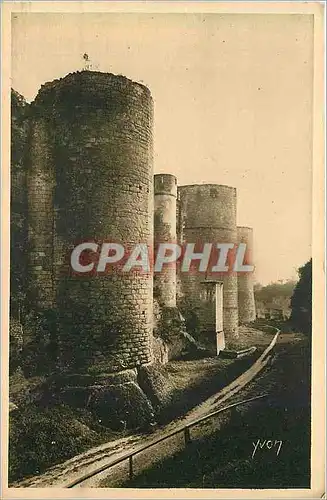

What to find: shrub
left=290, top=259, right=312, bottom=335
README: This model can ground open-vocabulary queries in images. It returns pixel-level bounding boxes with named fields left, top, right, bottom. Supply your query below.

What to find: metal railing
left=67, top=393, right=268, bottom=488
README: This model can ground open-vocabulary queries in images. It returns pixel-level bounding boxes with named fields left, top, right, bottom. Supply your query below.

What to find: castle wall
left=27, top=116, right=56, bottom=311
left=237, top=226, right=256, bottom=323
left=11, top=90, right=29, bottom=317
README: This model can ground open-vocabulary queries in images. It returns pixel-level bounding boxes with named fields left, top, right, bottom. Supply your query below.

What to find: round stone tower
left=177, top=184, right=239, bottom=342
left=27, top=71, right=154, bottom=373
left=154, top=174, right=177, bottom=308
left=237, top=226, right=256, bottom=323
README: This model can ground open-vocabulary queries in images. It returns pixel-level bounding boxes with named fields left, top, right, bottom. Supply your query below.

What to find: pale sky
left=11, top=13, right=313, bottom=285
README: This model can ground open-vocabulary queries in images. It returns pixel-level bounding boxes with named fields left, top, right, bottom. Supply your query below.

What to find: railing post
left=129, top=455, right=133, bottom=480
left=184, top=426, right=191, bottom=446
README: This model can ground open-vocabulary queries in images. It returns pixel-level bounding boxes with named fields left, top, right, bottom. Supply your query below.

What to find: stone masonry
left=237, top=226, right=256, bottom=323
left=26, top=71, right=154, bottom=373
left=153, top=174, right=177, bottom=308
left=11, top=71, right=258, bottom=381
left=177, top=184, right=239, bottom=344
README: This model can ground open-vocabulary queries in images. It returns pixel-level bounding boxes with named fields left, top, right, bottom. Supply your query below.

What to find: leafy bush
left=180, top=307, right=201, bottom=339
left=23, top=309, right=59, bottom=377
left=154, top=307, right=186, bottom=342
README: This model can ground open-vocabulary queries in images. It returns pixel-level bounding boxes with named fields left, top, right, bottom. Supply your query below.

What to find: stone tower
left=27, top=71, right=154, bottom=374
left=237, top=226, right=256, bottom=323
left=153, top=174, right=177, bottom=308
left=177, top=184, right=239, bottom=344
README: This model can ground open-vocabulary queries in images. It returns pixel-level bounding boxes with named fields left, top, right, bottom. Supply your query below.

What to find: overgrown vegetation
left=290, top=259, right=312, bottom=335
left=179, top=300, right=201, bottom=339
left=154, top=306, right=186, bottom=342
left=23, top=309, right=59, bottom=377
left=9, top=404, right=103, bottom=482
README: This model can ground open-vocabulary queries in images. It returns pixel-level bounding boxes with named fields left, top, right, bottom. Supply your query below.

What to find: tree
left=290, top=259, right=312, bottom=334
left=254, top=279, right=296, bottom=316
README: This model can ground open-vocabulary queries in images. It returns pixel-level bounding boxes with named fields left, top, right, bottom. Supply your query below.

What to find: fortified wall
left=11, top=70, right=256, bottom=387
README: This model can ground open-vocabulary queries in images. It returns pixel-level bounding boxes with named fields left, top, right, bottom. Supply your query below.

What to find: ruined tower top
left=154, top=174, right=177, bottom=198
left=178, top=183, right=236, bottom=192
left=31, top=70, right=152, bottom=110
